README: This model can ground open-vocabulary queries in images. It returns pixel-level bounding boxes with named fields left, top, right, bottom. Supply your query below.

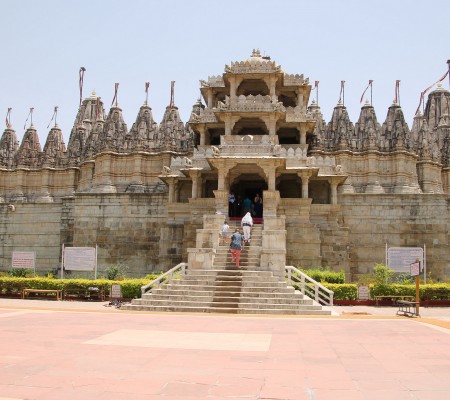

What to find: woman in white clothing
left=241, top=212, right=253, bottom=243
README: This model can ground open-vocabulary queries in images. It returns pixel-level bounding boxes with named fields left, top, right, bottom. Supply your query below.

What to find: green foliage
left=370, top=283, right=450, bottom=300
left=10, top=268, right=34, bottom=278
left=298, top=268, right=345, bottom=284
left=323, top=283, right=358, bottom=300
left=103, top=264, right=129, bottom=280
left=372, top=264, right=394, bottom=285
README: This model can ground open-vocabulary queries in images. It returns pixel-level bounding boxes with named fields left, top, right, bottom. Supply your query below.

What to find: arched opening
left=228, top=164, right=267, bottom=218
left=278, top=93, right=297, bottom=107
left=208, top=128, right=224, bottom=145
left=310, top=180, right=330, bottom=204
left=237, top=79, right=269, bottom=96
left=233, top=118, right=268, bottom=136
left=278, top=127, right=300, bottom=144
left=277, top=174, right=301, bottom=198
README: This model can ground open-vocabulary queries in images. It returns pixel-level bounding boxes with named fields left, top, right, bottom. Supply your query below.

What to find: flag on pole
left=170, top=81, right=175, bottom=108
left=145, top=81, right=150, bottom=104
left=46, top=106, right=58, bottom=129
left=360, top=80, right=373, bottom=103
left=339, top=81, right=346, bottom=105
left=111, top=83, right=119, bottom=107
left=5, top=108, right=12, bottom=129
left=95, top=97, right=101, bottom=120
left=394, top=80, right=400, bottom=105
left=24, top=107, right=34, bottom=130
left=79, top=67, right=86, bottom=106
left=415, top=70, right=449, bottom=115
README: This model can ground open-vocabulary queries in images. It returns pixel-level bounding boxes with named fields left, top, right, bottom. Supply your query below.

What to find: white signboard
left=410, top=262, right=421, bottom=277
left=358, top=285, right=370, bottom=300
left=387, top=247, right=423, bottom=273
left=11, top=251, right=36, bottom=269
left=110, top=284, right=122, bottom=299
left=64, top=247, right=96, bottom=271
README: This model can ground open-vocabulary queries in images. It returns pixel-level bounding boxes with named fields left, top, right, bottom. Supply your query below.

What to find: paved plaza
left=0, top=299, right=449, bottom=400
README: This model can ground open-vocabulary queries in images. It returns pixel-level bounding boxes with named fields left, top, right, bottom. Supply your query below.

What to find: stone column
left=224, top=114, right=232, bottom=136
left=229, top=76, right=237, bottom=103
left=198, top=125, right=206, bottom=146
left=207, top=89, right=213, bottom=108
left=167, top=177, right=176, bottom=203
left=330, top=180, right=338, bottom=205
left=296, top=89, right=304, bottom=109
left=298, top=172, right=309, bottom=198
left=191, top=171, right=199, bottom=199
left=268, top=168, right=276, bottom=191
left=298, top=125, right=307, bottom=145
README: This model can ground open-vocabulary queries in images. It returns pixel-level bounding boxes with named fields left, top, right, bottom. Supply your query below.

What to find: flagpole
left=370, top=81, right=373, bottom=106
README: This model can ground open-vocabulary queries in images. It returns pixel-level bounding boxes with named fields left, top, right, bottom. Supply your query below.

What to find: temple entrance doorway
left=229, top=174, right=267, bottom=221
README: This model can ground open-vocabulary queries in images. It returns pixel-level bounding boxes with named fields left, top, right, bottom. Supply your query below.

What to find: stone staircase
left=122, top=221, right=331, bottom=315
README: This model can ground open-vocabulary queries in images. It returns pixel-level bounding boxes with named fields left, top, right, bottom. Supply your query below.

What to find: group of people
left=228, top=192, right=263, bottom=218
left=221, top=212, right=254, bottom=268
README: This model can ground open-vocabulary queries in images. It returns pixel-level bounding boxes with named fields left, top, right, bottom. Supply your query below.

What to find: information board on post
left=11, top=251, right=36, bottom=270
left=410, top=262, right=421, bottom=277
left=110, top=284, right=122, bottom=299
left=63, top=247, right=97, bottom=279
left=387, top=247, right=423, bottom=273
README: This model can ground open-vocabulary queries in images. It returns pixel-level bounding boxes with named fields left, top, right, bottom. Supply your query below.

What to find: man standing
left=230, top=228, right=244, bottom=268
left=228, top=192, right=236, bottom=217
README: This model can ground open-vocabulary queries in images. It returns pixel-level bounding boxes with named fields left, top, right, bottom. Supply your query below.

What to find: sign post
left=410, top=260, right=421, bottom=317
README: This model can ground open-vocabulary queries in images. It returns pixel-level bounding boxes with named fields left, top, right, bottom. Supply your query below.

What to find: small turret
left=0, top=127, right=19, bottom=168
left=41, top=125, right=66, bottom=167
left=325, top=100, right=354, bottom=150
left=355, top=101, right=382, bottom=151
left=15, top=126, right=42, bottom=168
left=129, top=103, right=158, bottom=150
left=381, top=102, right=410, bottom=151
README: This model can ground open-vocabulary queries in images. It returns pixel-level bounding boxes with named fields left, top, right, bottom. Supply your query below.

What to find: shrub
left=372, top=264, right=394, bottom=285
left=103, top=264, right=129, bottom=280
left=323, top=283, right=358, bottom=300
left=298, top=268, right=345, bottom=284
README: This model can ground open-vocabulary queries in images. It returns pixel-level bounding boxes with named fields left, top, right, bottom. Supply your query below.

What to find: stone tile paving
left=0, top=299, right=449, bottom=399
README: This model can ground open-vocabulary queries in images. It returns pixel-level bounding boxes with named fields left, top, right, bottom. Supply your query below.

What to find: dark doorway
left=230, top=176, right=267, bottom=219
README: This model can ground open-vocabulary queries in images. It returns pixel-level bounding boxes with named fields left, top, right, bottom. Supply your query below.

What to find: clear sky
left=1, top=0, right=449, bottom=145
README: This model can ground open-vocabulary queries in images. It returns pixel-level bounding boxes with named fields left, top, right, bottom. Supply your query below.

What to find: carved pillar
left=296, top=89, right=304, bottom=109
left=298, top=125, right=307, bottom=145
left=229, top=76, right=237, bottom=103
left=198, top=125, right=206, bottom=146
left=207, top=89, right=213, bottom=108
left=224, top=114, right=232, bottom=136
left=268, top=168, right=276, bottom=191
left=191, top=171, right=199, bottom=199
left=330, top=180, right=338, bottom=205
left=166, top=177, right=176, bottom=203
left=298, top=172, right=309, bottom=198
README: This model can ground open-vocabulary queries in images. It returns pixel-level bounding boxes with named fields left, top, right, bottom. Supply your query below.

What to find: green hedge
left=298, top=268, right=345, bottom=284
left=0, top=276, right=160, bottom=299
left=323, top=283, right=358, bottom=300
left=370, top=283, right=450, bottom=300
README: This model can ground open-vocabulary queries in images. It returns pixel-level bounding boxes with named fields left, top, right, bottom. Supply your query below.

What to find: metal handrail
left=285, top=265, right=334, bottom=306
left=141, top=262, right=187, bottom=296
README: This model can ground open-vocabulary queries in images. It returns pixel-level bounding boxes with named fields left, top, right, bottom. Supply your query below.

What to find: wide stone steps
left=122, top=267, right=332, bottom=315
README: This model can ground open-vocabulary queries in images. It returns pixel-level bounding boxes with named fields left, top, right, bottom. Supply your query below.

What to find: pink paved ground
left=0, top=304, right=449, bottom=399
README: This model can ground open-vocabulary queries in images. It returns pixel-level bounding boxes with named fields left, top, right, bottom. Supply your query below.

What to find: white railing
left=141, top=262, right=188, bottom=296
left=285, top=266, right=334, bottom=306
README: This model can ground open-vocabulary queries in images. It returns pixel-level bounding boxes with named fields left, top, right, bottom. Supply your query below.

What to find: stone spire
left=41, top=125, right=67, bottom=167
left=325, top=100, right=354, bottom=150
left=424, top=83, right=450, bottom=129
left=129, top=103, right=158, bottom=150
left=15, top=126, right=42, bottom=168
left=96, top=105, right=128, bottom=152
left=410, top=110, right=424, bottom=153
left=381, top=102, right=410, bottom=151
left=0, top=127, right=19, bottom=168
left=81, top=116, right=105, bottom=161
left=355, top=101, right=382, bottom=151
left=67, top=91, right=106, bottom=165
left=159, top=105, right=192, bottom=151
left=307, top=99, right=326, bottom=150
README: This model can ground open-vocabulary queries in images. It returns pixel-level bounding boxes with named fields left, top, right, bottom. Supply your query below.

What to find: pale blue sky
left=1, top=0, right=449, bottom=145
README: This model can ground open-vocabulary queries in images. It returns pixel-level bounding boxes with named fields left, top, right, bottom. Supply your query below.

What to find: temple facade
left=1, top=50, right=449, bottom=280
